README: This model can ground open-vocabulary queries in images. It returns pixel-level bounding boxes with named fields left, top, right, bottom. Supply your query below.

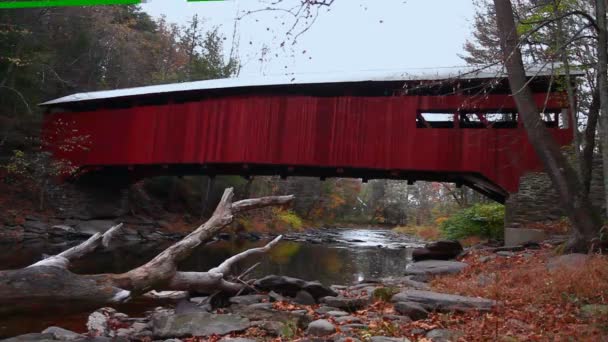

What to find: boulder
left=254, top=275, right=337, bottom=299
left=268, top=290, right=287, bottom=302
left=405, top=260, right=468, bottom=282
left=412, top=240, right=463, bottom=261
left=306, top=319, right=336, bottom=336
left=320, top=296, right=368, bottom=312
left=392, top=290, right=495, bottom=312
left=394, top=301, right=429, bottom=320
left=293, top=290, right=316, bottom=305
left=152, top=313, right=249, bottom=338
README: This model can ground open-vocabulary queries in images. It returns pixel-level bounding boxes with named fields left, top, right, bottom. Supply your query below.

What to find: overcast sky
left=141, top=0, right=476, bottom=77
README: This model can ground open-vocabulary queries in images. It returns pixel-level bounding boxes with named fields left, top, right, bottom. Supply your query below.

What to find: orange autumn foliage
left=431, top=247, right=608, bottom=341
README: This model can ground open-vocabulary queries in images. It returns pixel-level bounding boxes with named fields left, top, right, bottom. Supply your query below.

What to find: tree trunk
left=581, top=89, right=600, bottom=195
left=596, top=0, right=608, bottom=219
left=0, top=188, right=293, bottom=314
left=493, top=0, right=602, bottom=251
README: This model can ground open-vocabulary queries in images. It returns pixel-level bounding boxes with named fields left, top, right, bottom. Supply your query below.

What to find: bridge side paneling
left=43, top=94, right=572, bottom=194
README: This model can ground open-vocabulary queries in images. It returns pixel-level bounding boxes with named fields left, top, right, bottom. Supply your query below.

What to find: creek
left=0, top=228, right=422, bottom=337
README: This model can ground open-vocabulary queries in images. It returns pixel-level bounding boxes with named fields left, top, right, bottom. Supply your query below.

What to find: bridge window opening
left=459, top=112, right=519, bottom=129
left=540, top=110, right=565, bottom=128
left=459, top=113, right=485, bottom=129
left=417, top=112, right=455, bottom=128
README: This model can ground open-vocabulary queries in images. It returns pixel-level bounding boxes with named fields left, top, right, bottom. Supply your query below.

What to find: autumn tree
left=464, top=0, right=602, bottom=197
left=492, top=0, right=603, bottom=251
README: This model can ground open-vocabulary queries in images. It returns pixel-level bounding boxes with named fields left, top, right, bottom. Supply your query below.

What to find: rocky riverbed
left=0, top=239, right=506, bottom=342
left=0, top=213, right=420, bottom=250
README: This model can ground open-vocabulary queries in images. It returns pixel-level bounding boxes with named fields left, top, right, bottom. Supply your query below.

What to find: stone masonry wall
left=505, top=156, right=605, bottom=229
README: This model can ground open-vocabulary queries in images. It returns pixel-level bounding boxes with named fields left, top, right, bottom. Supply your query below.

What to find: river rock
left=87, top=307, right=117, bottom=336
left=405, top=260, right=468, bottom=281
left=327, top=310, right=350, bottom=317
left=306, top=319, right=336, bottom=336
left=189, top=296, right=208, bottom=305
left=237, top=305, right=312, bottom=328
left=315, top=306, right=341, bottom=314
left=152, top=312, right=249, bottom=338
left=380, top=276, right=430, bottom=290
left=294, top=290, right=316, bottom=305
left=343, top=323, right=368, bottom=330
left=41, top=326, right=81, bottom=340
left=394, top=301, right=429, bottom=320
left=392, top=290, right=494, bottom=312
left=320, top=296, right=368, bottom=312
left=0, top=333, right=56, bottom=341
left=425, top=329, right=462, bottom=341
left=370, top=337, right=411, bottom=342
left=175, top=299, right=208, bottom=314
left=412, top=240, right=463, bottom=261
left=219, top=338, right=257, bottom=342
left=229, top=294, right=268, bottom=305
left=254, top=275, right=337, bottom=299
left=249, top=320, right=287, bottom=336
left=547, top=253, right=589, bottom=271
left=335, top=315, right=362, bottom=324
left=246, top=302, right=273, bottom=310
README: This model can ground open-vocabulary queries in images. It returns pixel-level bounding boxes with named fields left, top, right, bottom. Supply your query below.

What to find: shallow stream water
left=0, top=228, right=421, bottom=337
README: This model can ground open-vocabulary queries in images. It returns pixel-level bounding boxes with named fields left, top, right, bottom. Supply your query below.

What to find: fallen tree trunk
left=0, top=188, right=293, bottom=314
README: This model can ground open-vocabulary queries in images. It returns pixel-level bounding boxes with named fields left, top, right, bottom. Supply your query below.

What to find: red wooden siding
left=43, top=93, right=572, bottom=195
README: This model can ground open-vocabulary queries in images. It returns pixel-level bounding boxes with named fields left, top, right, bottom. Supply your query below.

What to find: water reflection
left=0, top=229, right=415, bottom=285
left=0, top=228, right=417, bottom=337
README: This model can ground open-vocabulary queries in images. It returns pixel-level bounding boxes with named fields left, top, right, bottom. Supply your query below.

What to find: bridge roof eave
left=39, top=64, right=583, bottom=107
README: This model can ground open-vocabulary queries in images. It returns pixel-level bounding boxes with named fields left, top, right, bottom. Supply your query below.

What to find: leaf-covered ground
left=430, top=246, right=608, bottom=341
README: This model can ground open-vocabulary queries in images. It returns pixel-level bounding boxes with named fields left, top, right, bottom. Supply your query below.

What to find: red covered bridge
left=41, top=67, right=574, bottom=203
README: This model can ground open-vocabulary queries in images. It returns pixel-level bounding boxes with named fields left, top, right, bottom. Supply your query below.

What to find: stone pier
left=504, top=156, right=605, bottom=245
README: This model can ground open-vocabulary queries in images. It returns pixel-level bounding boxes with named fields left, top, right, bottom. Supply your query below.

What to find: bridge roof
left=41, top=65, right=580, bottom=107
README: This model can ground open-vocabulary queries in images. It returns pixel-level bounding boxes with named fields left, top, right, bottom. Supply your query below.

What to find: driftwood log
left=0, top=188, right=293, bottom=314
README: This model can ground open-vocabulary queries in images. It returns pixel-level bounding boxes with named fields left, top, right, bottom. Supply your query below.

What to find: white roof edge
left=40, top=65, right=583, bottom=106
